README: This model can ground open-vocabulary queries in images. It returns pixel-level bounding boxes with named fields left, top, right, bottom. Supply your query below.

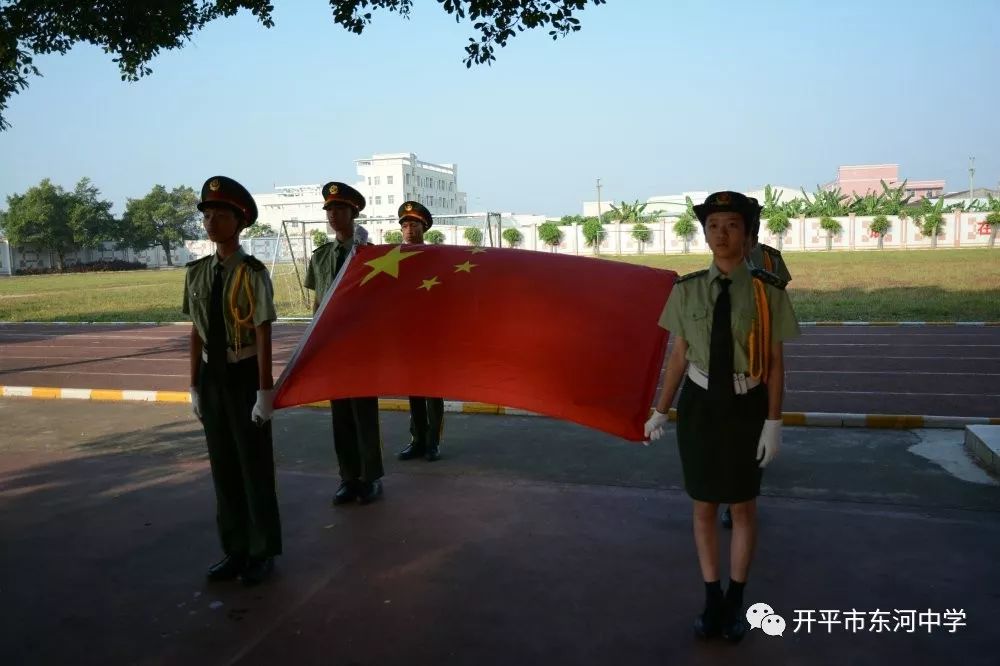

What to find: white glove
left=644, top=409, right=670, bottom=443
left=190, top=387, right=202, bottom=420
left=251, top=389, right=274, bottom=426
left=757, top=419, right=782, bottom=468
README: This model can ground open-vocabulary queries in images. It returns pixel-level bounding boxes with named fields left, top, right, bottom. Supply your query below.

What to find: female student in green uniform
left=644, top=191, right=800, bottom=642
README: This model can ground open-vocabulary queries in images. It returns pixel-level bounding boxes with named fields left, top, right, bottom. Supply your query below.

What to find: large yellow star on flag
left=361, top=246, right=423, bottom=285
left=454, top=260, right=477, bottom=273
left=419, top=276, right=441, bottom=291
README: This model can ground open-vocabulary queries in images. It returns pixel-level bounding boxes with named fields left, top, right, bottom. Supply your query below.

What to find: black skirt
left=676, top=376, right=768, bottom=503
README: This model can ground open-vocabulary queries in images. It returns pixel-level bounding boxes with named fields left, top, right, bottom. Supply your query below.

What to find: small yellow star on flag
left=468, top=247, right=486, bottom=254
left=419, top=276, right=441, bottom=291
left=361, top=246, right=423, bottom=286
left=454, top=260, right=477, bottom=273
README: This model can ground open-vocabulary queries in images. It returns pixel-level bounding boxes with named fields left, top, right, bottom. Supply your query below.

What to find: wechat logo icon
left=747, top=602, right=786, bottom=637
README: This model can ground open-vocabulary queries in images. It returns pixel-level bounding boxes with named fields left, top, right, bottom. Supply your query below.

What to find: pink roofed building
left=827, top=164, right=945, bottom=200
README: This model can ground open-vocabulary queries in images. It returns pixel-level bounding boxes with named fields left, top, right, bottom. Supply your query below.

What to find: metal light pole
left=969, top=156, right=975, bottom=203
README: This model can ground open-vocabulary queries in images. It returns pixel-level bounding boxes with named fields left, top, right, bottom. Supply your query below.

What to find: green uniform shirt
left=304, top=236, right=369, bottom=301
left=658, top=260, right=801, bottom=373
left=182, top=247, right=277, bottom=347
left=748, top=243, right=792, bottom=283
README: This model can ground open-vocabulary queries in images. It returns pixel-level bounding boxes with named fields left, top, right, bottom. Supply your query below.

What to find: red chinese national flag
left=273, top=244, right=677, bottom=441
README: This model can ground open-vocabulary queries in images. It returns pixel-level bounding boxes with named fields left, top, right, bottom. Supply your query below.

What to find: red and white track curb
left=2, top=385, right=997, bottom=429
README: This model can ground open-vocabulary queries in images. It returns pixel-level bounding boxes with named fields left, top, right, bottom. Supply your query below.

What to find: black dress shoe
left=207, top=554, right=246, bottom=581
left=721, top=603, right=749, bottom=643
left=358, top=479, right=383, bottom=505
left=397, top=443, right=426, bottom=461
left=240, top=557, right=274, bottom=587
left=694, top=606, right=723, bottom=639
left=721, top=506, right=733, bottom=529
left=425, top=445, right=441, bottom=462
left=332, top=480, right=359, bottom=505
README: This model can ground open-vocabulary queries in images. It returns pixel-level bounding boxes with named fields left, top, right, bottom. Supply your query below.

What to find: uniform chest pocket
left=686, top=307, right=711, bottom=343
left=189, top=293, right=210, bottom=316
left=732, top=306, right=754, bottom=340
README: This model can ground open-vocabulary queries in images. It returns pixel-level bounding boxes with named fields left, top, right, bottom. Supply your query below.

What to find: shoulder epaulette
left=185, top=255, right=211, bottom=268
left=243, top=255, right=266, bottom=272
left=675, top=269, right=708, bottom=284
left=760, top=243, right=782, bottom=258
left=751, top=267, right=788, bottom=290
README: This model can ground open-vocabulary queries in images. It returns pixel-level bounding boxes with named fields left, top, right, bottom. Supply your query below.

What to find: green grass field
left=1, top=249, right=998, bottom=322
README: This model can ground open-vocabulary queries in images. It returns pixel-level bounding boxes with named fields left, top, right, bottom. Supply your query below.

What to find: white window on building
left=374, top=176, right=380, bottom=186
left=368, top=177, right=372, bottom=185
left=387, top=176, right=393, bottom=185
left=388, top=195, right=395, bottom=205
left=368, top=197, right=373, bottom=205
left=375, top=196, right=382, bottom=205
left=449, top=183, right=454, bottom=192
left=405, top=174, right=410, bottom=185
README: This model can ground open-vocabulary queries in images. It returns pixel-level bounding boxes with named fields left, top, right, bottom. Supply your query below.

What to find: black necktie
left=708, top=277, right=734, bottom=402
left=334, top=244, right=347, bottom=275
left=208, top=263, right=227, bottom=378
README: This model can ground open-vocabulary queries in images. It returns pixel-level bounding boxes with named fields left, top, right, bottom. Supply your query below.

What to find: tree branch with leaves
left=0, top=0, right=605, bottom=130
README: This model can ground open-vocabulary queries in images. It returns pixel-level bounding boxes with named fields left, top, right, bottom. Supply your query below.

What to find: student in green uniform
left=721, top=199, right=793, bottom=530
left=184, top=175, right=281, bottom=586
left=303, top=181, right=385, bottom=506
left=644, top=191, right=801, bottom=642
left=393, top=201, right=446, bottom=463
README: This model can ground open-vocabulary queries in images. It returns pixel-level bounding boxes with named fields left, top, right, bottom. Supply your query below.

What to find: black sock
left=726, top=579, right=746, bottom=609
left=705, top=580, right=724, bottom=612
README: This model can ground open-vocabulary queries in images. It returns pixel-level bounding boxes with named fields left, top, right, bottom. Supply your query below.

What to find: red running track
left=1, top=322, right=998, bottom=417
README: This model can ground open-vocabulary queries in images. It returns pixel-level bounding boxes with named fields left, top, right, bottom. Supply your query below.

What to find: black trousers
left=198, top=358, right=282, bottom=559
left=330, top=397, right=384, bottom=483
left=407, top=396, right=445, bottom=450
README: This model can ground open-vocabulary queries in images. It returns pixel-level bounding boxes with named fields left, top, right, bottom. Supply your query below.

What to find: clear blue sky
left=1, top=0, right=997, bottom=217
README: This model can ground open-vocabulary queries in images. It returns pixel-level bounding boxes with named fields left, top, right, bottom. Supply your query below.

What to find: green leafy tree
left=986, top=212, right=1000, bottom=249
left=558, top=214, right=585, bottom=226
left=802, top=185, right=849, bottom=218
left=119, top=185, right=199, bottom=266
left=582, top=217, right=605, bottom=253
left=968, top=193, right=1000, bottom=248
left=878, top=179, right=913, bottom=215
left=672, top=196, right=698, bottom=254
left=1, top=0, right=604, bottom=131
left=762, top=188, right=791, bottom=249
left=608, top=199, right=648, bottom=223
left=916, top=197, right=946, bottom=248
left=425, top=229, right=446, bottom=245
left=764, top=212, right=791, bottom=249
left=245, top=222, right=276, bottom=238
left=502, top=227, right=523, bottom=248
left=819, top=216, right=843, bottom=250
left=2, top=178, right=114, bottom=270
left=537, top=221, right=563, bottom=251
left=310, top=229, right=329, bottom=248
left=869, top=214, right=891, bottom=250
left=384, top=230, right=403, bottom=244
left=463, top=226, right=484, bottom=247
left=630, top=223, right=652, bottom=254
left=673, top=217, right=697, bottom=254
left=848, top=191, right=885, bottom=216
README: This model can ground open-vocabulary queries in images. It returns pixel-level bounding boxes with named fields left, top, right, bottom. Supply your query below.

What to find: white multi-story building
left=354, top=152, right=468, bottom=219
left=254, top=184, right=327, bottom=233
left=251, top=152, right=470, bottom=232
